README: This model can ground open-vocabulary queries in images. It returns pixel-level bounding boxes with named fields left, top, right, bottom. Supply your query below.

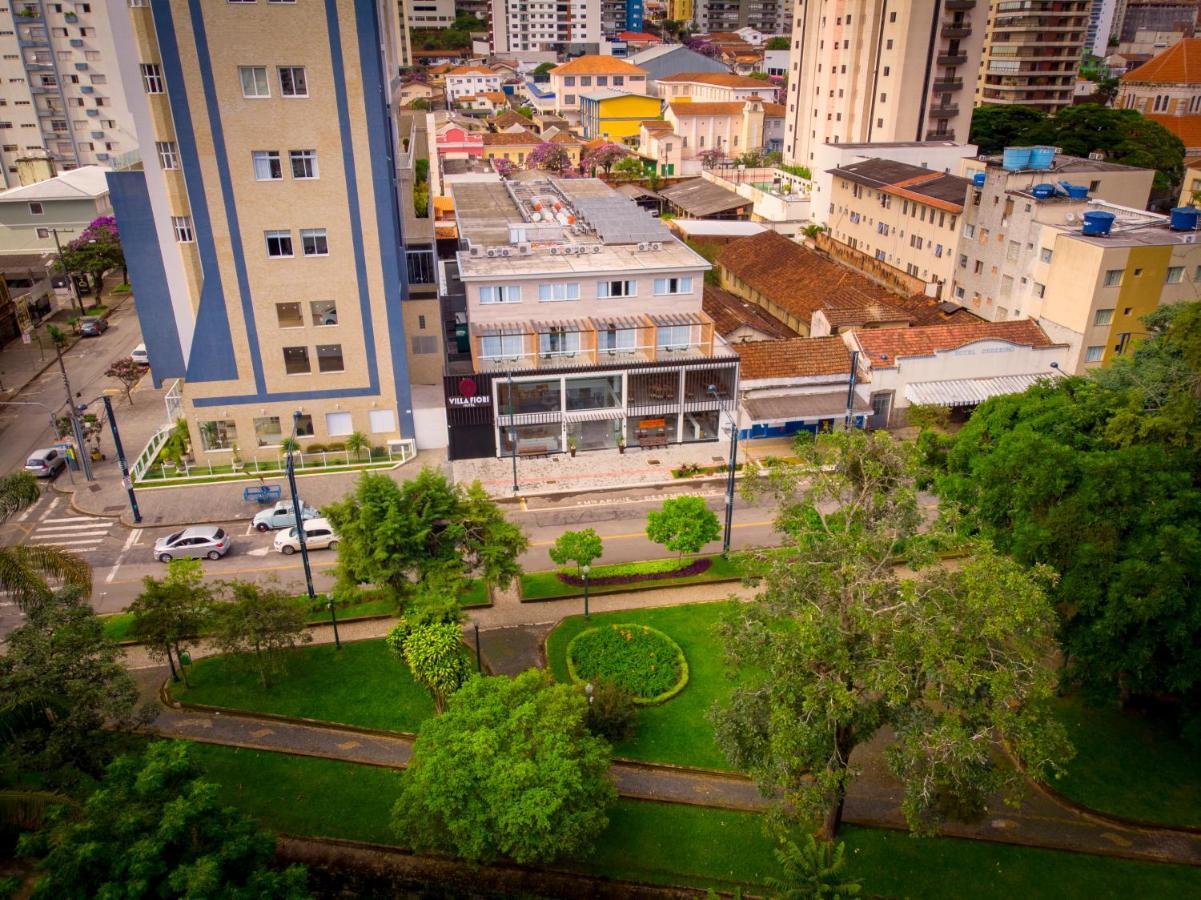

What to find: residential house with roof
left=654, top=72, right=778, bottom=103
left=663, top=97, right=784, bottom=159
left=397, top=81, right=436, bottom=108
left=0, top=165, right=112, bottom=257
left=826, top=159, right=971, bottom=299
left=628, top=44, right=731, bottom=90
left=659, top=178, right=752, bottom=218
left=446, top=66, right=504, bottom=103
left=702, top=284, right=796, bottom=343
left=481, top=130, right=583, bottom=168
left=845, top=319, right=1068, bottom=427
left=579, top=90, right=663, bottom=141
left=638, top=120, right=687, bottom=175
left=493, top=110, right=536, bottom=132
left=549, top=56, right=650, bottom=120
left=1120, top=37, right=1201, bottom=151
left=456, top=93, right=511, bottom=114
left=434, top=119, right=485, bottom=159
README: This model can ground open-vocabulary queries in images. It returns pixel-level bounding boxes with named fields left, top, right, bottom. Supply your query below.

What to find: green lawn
left=173, top=639, right=436, bottom=732
left=521, top=554, right=750, bottom=601
left=546, top=601, right=743, bottom=770
left=1052, top=694, right=1201, bottom=828
left=187, top=744, right=1201, bottom=898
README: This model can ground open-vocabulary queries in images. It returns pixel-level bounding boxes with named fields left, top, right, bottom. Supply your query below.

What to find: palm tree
left=0, top=473, right=91, bottom=610
left=765, top=834, right=861, bottom=899
left=345, top=430, right=370, bottom=462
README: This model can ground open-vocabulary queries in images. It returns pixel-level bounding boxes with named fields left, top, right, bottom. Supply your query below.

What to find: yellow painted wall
left=594, top=95, right=663, bottom=141
left=1107, top=245, right=1173, bottom=364
left=1178, top=163, right=1201, bottom=208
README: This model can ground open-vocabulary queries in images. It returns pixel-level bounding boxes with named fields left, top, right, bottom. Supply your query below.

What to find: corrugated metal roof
left=743, top=391, right=868, bottom=422
left=904, top=373, right=1055, bottom=407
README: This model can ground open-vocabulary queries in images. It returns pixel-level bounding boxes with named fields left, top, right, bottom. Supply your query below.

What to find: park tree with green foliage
left=393, top=669, right=614, bottom=864
left=765, top=36, right=791, bottom=50
left=934, top=302, right=1201, bottom=740
left=767, top=834, right=862, bottom=899
left=210, top=581, right=311, bottom=688
left=104, top=356, right=144, bottom=405
left=0, top=473, right=90, bottom=611
left=19, top=742, right=310, bottom=899
left=385, top=620, right=468, bottom=713
left=324, top=468, right=527, bottom=610
left=548, top=528, right=604, bottom=576
left=968, top=104, right=1048, bottom=154
left=647, top=495, right=721, bottom=559
left=612, top=155, right=647, bottom=181
left=128, top=558, right=214, bottom=686
left=713, top=432, right=1071, bottom=839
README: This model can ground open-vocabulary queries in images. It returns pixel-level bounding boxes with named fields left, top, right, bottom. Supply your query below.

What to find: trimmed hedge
left=558, top=557, right=711, bottom=587
left=565, top=624, right=689, bottom=705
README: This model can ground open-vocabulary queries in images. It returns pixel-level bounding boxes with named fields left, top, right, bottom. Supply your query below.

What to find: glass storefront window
left=685, top=366, right=735, bottom=402
left=627, top=415, right=677, bottom=447
left=253, top=416, right=283, bottom=447
left=681, top=410, right=720, bottom=442
left=569, top=419, right=622, bottom=451
left=199, top=419, right=237, bottom=451
left=629, top=370, right=678, bottom=406
left=497, top=378, right=562, bottom=414
left=498, top=422, right=562, bottom=455
left=565, top=374, right=622, bottom=410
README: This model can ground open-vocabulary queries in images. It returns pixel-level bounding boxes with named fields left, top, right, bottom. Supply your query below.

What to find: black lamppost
left=581, top=563, right=591, bottom=620
left=50, top=227, right=83, bottom=317
left=286, top=410, right=339, bottom=650
left=473, top=621, right=482, bottom=672
left=77, top=394, right=141, bottom=523
left=507, top=370, right=518, bottom=494
left=708, top=384, right=736, bottom=556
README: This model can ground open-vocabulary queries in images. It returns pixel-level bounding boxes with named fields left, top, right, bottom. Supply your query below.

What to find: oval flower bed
left=565, top=624, right=689, bottom=704
left=557, top=557, right=712, bottom=587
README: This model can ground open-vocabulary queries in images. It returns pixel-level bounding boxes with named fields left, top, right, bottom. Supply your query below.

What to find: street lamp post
left=49, top=228, right=83, bottom=318
left=581, top=563, right=591, bottom=620
left=48, top=329, right=91, bottom=481
left=507, top=369, right=518, bottom=494
left=76, top=395, right=142, bottom=523
left=473, top=621, right=482, bottom=673
left=286, top=410, right=339, bottom=649
left=708, top=384, right=737, bottom=557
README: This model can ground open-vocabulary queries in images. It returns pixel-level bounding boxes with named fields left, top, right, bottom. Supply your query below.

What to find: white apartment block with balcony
left=445, top=66, right=503, bottom=102
left=489, top=0, right=602, bottom=54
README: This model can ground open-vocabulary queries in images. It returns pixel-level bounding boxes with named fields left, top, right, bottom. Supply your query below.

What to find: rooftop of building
left=618, top=31, right=662, bottom=43
left=1121, top=36, right=1201, bottom=83
left=0, top=165, right=110, bottom=202
left=658, top=178, right=749, bottom=217
left=656, top=71, right=773, bottom=88
left=452, top=177, right=704, bottom=277
left=829, top=140, right=968, bottom=150
left=828, top=158, right=971, bottom=212
left=1147, top=112, right=1201, bottom=148
left=493, top=110, right=533, bottom=130
left=481, top=129, right=581, bottom=146
left=580, top=88, right=659, bottom=102
left=1044, top=200, right=1201, bottom=247
left=447, top=65, right=498, bottom=77
left=551, top=55, right=648, bottom=76
left=668, top=218, right=767, bottom=238
left=852, top=319, right=1062, bottom=368
left=703, top=285, right=797, bottom=342
left=736, top=335, right=852, bottom=381
left=979, top=150, right=1150, bottom=174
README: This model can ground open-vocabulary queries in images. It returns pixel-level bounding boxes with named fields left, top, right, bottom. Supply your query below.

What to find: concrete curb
left=166, top=693, right=418, bottom=741
left=520, top=573, right=747, bottom=603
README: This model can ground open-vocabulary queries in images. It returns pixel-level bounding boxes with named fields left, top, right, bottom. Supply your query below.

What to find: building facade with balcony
left=0, top=1, right=138, bottom=187
left=976, top=0, right=1091, bottom=111
left=445, top=177, right=738, bottom=460
left=489, top=0, right=602, bottom=54
left=784, top=0, right=987, bottom=166
left=445, top=66, right=503, bottom=103
left=548, top=56, right=649, bottom=120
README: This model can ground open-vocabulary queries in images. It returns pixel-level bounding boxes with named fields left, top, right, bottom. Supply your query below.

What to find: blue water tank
left=1058, top=181, right=1089, bottom=199
left=972, top=172, right=986, bottom=187
left=1003, top=146, right=1033, bottom=171
left=1170, top=206, right=1200, bottom=231
left=1029, top=146, right=1056, bottom=169
left=1031, top=183, right=1055, bottom=200
left=1082, top=211, right=1116, bottom=236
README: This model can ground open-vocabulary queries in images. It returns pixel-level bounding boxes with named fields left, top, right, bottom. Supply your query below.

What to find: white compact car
left=273, top=517, right=339, bottom=554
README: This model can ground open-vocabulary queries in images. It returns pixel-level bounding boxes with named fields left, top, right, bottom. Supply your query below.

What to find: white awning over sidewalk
left=904, top=373, right=1054, bottom=408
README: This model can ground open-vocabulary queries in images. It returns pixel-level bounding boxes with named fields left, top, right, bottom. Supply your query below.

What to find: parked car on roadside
left=130, top=343, right=149, bottom=367
left=273, top=517, right=339, bottom=554
left=252, top=499, right=319, bottom=532
left=25, top=447, right=66, bottom=478
left=78, top=316, right=108, bottom=337
left=154, top=526, right=231, bottom=562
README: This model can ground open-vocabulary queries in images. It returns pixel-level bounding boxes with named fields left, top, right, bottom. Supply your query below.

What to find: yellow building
left=666, top=0, right=694, bottom=25
left=1177, top=156, right=1201, bottom=207
left=480, top=130, right=582, bottom=167
left=578, top=90, right=662, bottom=141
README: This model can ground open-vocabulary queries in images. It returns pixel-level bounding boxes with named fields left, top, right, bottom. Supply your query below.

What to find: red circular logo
left=458, top=377, right=478, bottom=398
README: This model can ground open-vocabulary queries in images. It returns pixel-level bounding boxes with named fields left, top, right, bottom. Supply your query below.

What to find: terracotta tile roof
left=482, top=129, right=580, bottom=147
left=551, top=55, right=647, bottom=76
left=819, top=302, right=911, bottom=327
left=460, top=91, right=508, bottom=105
left=762, top=102, right=785, bottom=117
left=1147, top=113, right=1201, bottom=149
left=642, top=119, right=674, bottom=132
left=852, top=319, right=1060, bottom=368
left=1121, top=37, right=1201, bottom=84
left=830, top=158, right=971, bottom=213
left=703, top=285, right=797, bottom=341
left=715, top=231, right=906, bottom=327
left=493, top=110, right=532, bottom=130
left=1185, top=154, right=1201, bottom=168
left=669, top=101, right=748, bottom=117
left=657, top=71, right=771, bottom=88
left=448, top=65, right=496, bottom=77
left=736, top=336, right=853, bottom=380
left=619, top=31, right=661, bottom=43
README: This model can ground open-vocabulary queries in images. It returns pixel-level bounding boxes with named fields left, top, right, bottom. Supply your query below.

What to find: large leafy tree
left=128, top=559, right=215, bottom=686
left=19, top=741, right=310, bottom=899
left=646, top=495, right=721, bottom=558
left=935, top=302, right=1201, bottom=736
left=582, top=141, right=627, bottom=175
left=393, top=669, right=614, bottom=864
left=324, top=468, right=527, bottom=610
left=713, top=432, right=1070, bottom=839
left=0, top=473, right=91, bottom=610
left=968, top=104, right=1047, bottom=154
left=55, top=215, right=124, bottom=304
left=527, top=141, right=572, bottom=175
left=210, top=581, right=311, bottom=688
left=0, top=589, right=149, bottom=769
left=385, top=620, right=468, bottom=714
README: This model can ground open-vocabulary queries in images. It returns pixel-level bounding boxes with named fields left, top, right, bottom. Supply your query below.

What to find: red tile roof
left=619, top=31, right=661, bottom=43
left=1121, top=37, right=1201, bottom=84
left=1147, top=113, right=1201, bottom=149
left=657, top=72, right=772, bottom=88
left=852, top=319, right=1060, bottom=368
left=703, top=285, right=797, bottom=341
left=736, top=336, right=852, bottom=380
left=669, top=101, right=751, bottom=117
left=551, top=55, right=647, bottom=76
left=448, top=65, right=497, bottom=77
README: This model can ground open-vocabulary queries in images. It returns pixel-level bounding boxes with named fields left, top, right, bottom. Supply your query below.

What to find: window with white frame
left=171, top=216, right=193, bottom=242
left=156, top=140, right=178, bottom=169
left=537, top=282, right=580, bottom=301
left=479, top=284, right=521, bottom=304
left=278, top=66, right=307, bottom=97
left=140, top=63, right=163, bottom=94
left=597, top=279, right=636, bottom=298
left=265, top=230, right=293, bottom=257
left=290, top=148, right=317, bottom=179
left=1094, top=308, right=1114, bottom=326
left=252, top=149, right=282, bottom=180
left=368, top=409, right=395, bottom=433
left=597, top=327, right=636, bottom=353
left=1084, top=345, right=1104, bottom=363
left=1166, top=266, right=1184, bottom=283
left=300, top=228, right=328, bottom=256
left=239, top=66, right=269, bottom=98
left=539, top=328, right=579, bottom=357
left=27, top=202, right=43, bottom=215
left=1103, top=269, right=1123, bottom=287
left=480, top=333, right=523, bottom=359
left=325, top=411, right=353, bottom=436
left=653, top=276, right=693, bottom=295
left=656, top=324, right=692, bottom=351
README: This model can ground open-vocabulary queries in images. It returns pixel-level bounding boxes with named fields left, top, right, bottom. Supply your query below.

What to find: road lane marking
left=527, top=519, right=775, bottom=547
left=28, top=536, right=107, bottom=546
left=32, top=522, right=113, bottom=533
left=105, top=528, right=143, bottom=585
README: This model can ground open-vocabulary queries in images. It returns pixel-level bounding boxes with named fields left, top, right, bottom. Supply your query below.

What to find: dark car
left=79, top=316, right=108, bottom=337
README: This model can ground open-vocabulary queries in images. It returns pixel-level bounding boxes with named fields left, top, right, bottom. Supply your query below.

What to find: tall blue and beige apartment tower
left=107, top=0, right=416, bottom=461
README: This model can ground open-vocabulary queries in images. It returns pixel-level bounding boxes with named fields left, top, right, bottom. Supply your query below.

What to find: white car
left=273, top=517, right=339, bottom=554
left=130, top=344, right=149, bottom=367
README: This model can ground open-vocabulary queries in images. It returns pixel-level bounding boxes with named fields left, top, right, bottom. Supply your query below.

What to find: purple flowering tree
left=492, top=157, right=517, bottom=178
left=582, top=142, right=628, bottom=176
left=55, top=214, right=125, bottom=306
left=697, top=148, right=726, bottom=169
left=526, top=141, right=572, bottom=176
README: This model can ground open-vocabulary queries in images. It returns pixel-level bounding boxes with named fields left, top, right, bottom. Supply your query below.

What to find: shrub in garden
left=556, top=556, right=711, bottom=586
left=567, top=624, right=688, bottom=703
left=584, top=678, right=638, bottom=742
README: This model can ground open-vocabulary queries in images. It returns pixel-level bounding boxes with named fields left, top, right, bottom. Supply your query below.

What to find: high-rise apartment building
left=1117, top=0, right=1199, bottom=43
left=976, top=0, right=1091, bottom=111
left=602, top=0, right=646, bottom=34
left=489, top=0, right=602, bottom=54
left=0, top=2, right=138, bottom=187
left=694, top=0, right=789, bottom=34
left=107, top=0, right=418, bottom=462
left=784, top=0, right=987, bottom=166
left=1088, top=0, right=1120, bottom=55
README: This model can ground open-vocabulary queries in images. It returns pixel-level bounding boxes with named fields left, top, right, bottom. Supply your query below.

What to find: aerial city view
left=0, top=0, right=1199, bottom=896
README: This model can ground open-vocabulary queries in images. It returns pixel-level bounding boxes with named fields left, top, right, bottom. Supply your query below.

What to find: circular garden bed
left=565, top=624, right=689, bottom=705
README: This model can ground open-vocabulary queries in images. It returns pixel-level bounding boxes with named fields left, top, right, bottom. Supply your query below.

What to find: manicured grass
left=566, top=624, right=687, bottom=702
left=521, top=553, right=750, bottom=601
left=188, top=745, right=1201, bottom=897
left=547, top=601, right=743, bottom=769
left=1052, top=694, right=1201, bottom=828
left=173, top=639, right=437, bottom=732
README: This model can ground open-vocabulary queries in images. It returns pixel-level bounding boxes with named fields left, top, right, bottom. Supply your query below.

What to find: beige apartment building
left=784, top=0, right=987, bottom=166
left=826, top=158, right=971, bottom=297
left=976, top=0, right=1092, bottom=111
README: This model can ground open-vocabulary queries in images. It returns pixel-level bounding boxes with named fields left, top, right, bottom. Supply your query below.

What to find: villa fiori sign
left=447, top=377, right=490, bottom=407
left=443, top=374, right=495, bottom=427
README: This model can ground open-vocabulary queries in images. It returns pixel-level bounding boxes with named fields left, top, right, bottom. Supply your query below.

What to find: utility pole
left=49, top=328, right=91, bottom=481
left=50, top=228, right=83, bottom=318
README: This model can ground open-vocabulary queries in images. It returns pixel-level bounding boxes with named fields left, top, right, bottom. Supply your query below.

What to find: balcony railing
left=937, top=52, right=967, bottom=65
left=925, top=129, right=956, bottom=141
left=929, top=105, right=960, bottom=118
left=933, top=77, right=964, bottom=91
left=941, top=24, right=972, bottom=38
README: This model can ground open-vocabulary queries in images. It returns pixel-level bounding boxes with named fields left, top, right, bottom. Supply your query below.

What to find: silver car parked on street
left=154, top=526, right=232, bottom=562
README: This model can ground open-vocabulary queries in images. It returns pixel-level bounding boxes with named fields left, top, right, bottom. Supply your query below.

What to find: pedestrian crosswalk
left=26, top=513, right=113, bottom=553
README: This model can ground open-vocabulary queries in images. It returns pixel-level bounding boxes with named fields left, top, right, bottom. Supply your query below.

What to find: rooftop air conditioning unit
left=517, top=242, right=533, bottom=255
left=650, top=241, right=662, bottom=251
left=486, top=248, right=499, bottom=257
left=637, top=241, right=650, bottom=251
left=550, top=246, right=560, bottom=255
left=500, top=247, right=512, bottom=257
left=590, top=244, right=602, bottom=253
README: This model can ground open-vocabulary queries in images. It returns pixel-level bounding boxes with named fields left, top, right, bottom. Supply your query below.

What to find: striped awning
left=563, top=407, right=625, bottom=423
left=904, top=373, right=1055, bottom=407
